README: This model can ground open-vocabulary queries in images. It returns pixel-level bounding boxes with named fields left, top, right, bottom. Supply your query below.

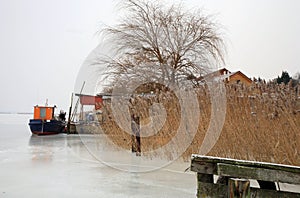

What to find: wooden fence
left=191, top=155, right=300, bottom=198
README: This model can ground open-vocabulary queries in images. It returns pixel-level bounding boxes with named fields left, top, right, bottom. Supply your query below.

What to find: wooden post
left=131, top=115, right=141, bottom=156
left=197, top=173, right=215, bottom=198
left=228, top=178, right=250, bottom=198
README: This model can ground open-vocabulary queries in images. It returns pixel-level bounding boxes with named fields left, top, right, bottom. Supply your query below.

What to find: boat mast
left=67, top=93, right=73, bottom=133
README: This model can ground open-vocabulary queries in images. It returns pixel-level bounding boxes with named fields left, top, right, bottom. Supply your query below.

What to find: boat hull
left=29, top=119, right=65, bottom=135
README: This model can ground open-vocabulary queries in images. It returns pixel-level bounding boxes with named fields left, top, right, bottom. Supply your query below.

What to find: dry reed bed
left=91, top=83, right=300, bottom=166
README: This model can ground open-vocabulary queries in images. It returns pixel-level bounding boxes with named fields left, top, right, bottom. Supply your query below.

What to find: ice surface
left=0, top=114, right=196, bottom=198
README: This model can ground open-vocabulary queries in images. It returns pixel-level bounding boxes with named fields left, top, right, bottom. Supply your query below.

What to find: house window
left=237, top=80, right=240, bottom=84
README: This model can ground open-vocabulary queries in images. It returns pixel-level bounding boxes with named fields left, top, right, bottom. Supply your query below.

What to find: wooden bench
left=190, top=155, right=300, bottom=198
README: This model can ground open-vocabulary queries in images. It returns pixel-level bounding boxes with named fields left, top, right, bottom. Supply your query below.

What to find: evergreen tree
left=276, top=71, right=291, bottom=85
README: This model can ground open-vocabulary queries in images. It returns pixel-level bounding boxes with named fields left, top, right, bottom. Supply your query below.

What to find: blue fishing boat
left=28, top=105, right=66, bottom=135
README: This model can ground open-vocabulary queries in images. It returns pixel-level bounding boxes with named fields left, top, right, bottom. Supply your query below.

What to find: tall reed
left=92, top=82, right=300, bottom=165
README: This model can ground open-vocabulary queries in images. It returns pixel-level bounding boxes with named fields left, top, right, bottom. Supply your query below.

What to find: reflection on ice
left=29, top=135, right=56, bottom=162
left=28, top=134, right=98, bottom=164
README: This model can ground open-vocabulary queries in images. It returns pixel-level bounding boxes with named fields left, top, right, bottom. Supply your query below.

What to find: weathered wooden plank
left=192, top=155, right=300, bottom=197
left=191, top=155, right=300, bottom=174
left=228, top=178, right=250, bottom=198
left=197, top=173, right=213, bottom=183
left=197, top=182, right=300, bottom=198
left=197, top=182, right=227, bottom=198
left=190, top=161, right=216, bottom=174
left=217, top=163, right=300, bottom=185
left=252, top=188, right=300, bottom=198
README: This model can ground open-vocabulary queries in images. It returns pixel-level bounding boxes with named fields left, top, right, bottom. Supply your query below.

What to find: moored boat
left=29, top=105, right=66, bottom=135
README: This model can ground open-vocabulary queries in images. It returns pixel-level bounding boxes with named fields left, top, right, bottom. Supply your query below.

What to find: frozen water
left=2, top=114, right=298, bottom=197
left=0, top=114, right=196, bottom=197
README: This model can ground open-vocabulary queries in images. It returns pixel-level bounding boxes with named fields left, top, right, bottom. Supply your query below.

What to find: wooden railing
left=190, top=155, right=300, bottom=198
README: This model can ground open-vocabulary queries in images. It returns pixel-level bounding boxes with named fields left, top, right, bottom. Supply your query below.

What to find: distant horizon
left=0, top=112, right=33, bottom=115
left=1, top=70, right=299, bottom=113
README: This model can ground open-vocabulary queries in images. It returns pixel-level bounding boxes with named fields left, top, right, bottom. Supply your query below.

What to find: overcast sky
left=0, top=0, right=299, bottom=113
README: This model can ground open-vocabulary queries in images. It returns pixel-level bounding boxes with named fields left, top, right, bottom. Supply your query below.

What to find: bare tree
left=102, top=0, right=226, bottom=89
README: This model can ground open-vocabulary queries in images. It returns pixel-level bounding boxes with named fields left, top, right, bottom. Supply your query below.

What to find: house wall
left=228, top=73, right=252, bottom=86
